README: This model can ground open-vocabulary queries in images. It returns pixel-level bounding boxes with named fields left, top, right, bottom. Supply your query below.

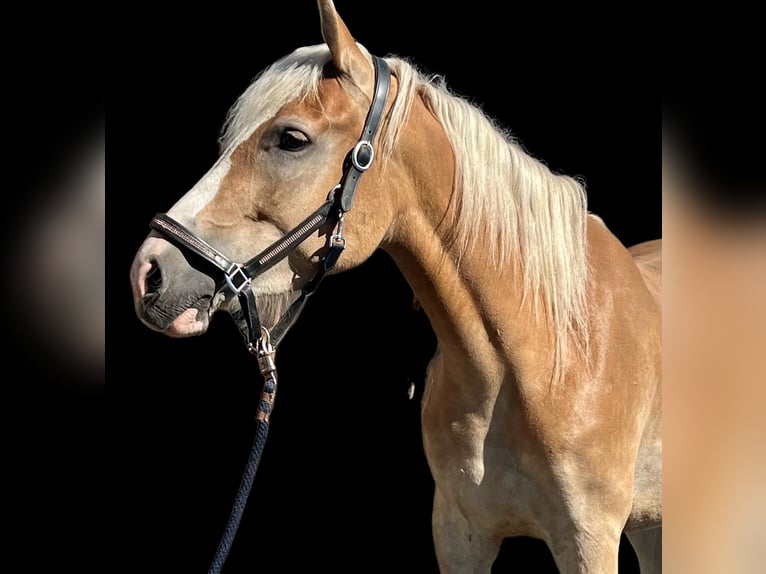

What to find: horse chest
left=421, top=366, right=551, bottom=534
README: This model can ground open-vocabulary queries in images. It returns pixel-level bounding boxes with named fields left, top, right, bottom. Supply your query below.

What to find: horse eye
left=278, top=129, right=310, bottom=152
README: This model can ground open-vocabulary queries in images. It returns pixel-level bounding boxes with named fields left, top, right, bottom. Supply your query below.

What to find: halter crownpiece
left=150, top=55, right=390, bottom=352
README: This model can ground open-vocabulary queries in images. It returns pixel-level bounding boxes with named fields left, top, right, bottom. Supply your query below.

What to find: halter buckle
left=225, top=263, right=251, bottom=294
left=351, top=140, right=375, bottom=171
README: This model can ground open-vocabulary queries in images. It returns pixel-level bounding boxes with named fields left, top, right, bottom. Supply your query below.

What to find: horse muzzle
left=130, top=236, right=217, bottom=337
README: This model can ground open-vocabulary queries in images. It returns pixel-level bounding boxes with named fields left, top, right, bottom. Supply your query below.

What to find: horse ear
left=317, top=0, right=373, bottom=86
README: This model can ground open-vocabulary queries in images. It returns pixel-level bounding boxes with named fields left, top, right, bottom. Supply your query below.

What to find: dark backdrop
left=112, top=2, right=655, bottom=572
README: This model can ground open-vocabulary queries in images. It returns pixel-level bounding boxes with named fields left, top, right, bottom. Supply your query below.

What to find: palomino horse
left=130, top=1, right=662, bottom=571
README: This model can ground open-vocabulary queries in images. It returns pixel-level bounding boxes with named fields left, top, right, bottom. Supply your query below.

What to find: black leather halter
left=149, top=56, right=391, bottom=352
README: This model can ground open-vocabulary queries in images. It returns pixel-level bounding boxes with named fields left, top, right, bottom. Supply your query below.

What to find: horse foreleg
left=547, top=520, right=624, bottom=574
left=626, top=527, right=662, bottom=574
left=432, top=488, right=501, bottom=573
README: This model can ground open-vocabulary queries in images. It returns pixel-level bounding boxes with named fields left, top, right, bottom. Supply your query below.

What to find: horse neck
left=384, top=213, right=554, bottom=389
left=379, top=104, right=556, bottom=392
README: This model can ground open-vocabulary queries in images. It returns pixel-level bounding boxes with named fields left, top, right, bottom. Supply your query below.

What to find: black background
left=110, top=2, right=656, bottom=572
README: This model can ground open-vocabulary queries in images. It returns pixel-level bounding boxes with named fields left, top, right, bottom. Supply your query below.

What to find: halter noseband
left=149, top=56, right=391, bottom=352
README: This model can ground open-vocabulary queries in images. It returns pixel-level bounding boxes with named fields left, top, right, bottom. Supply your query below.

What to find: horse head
left=130, top=1, right=430, bottom=339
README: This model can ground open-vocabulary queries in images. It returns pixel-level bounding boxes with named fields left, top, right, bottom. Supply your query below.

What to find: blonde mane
left=386, top=58, right=590, bottom=376
left=220, top=44, right=590, bottom=374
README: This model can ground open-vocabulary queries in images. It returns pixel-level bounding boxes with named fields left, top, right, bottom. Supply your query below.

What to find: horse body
left=389, top=198, right=662, bottom=571
left=130, top=2, right=661, bottom=571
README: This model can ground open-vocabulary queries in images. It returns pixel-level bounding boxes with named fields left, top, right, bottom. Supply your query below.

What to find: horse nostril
left=145, top=261, right=163, bottom=295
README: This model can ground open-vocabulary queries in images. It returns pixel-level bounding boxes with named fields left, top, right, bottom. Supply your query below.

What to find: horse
left=129, top=1, right=662, bottom=571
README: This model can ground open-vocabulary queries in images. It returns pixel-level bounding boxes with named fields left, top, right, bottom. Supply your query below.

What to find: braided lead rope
left=208, top=331, right=277, bottom=574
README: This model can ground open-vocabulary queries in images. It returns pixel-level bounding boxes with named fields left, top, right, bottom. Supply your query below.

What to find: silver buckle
left=351, top=140, right=374, bottom=171
left=225, top=264, right=251, bottom=294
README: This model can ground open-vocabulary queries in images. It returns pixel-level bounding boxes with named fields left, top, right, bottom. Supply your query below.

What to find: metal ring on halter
left=224, top=263, right=252, bottom=294
left=329, top=212, right=346, bottom=248
left=330, top=235, right=346, bottom=248
left=351, top=140, right=374, bottom=171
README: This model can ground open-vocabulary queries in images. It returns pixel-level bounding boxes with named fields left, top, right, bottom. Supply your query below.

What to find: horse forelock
left=218, top=45, right=332, bottom=154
